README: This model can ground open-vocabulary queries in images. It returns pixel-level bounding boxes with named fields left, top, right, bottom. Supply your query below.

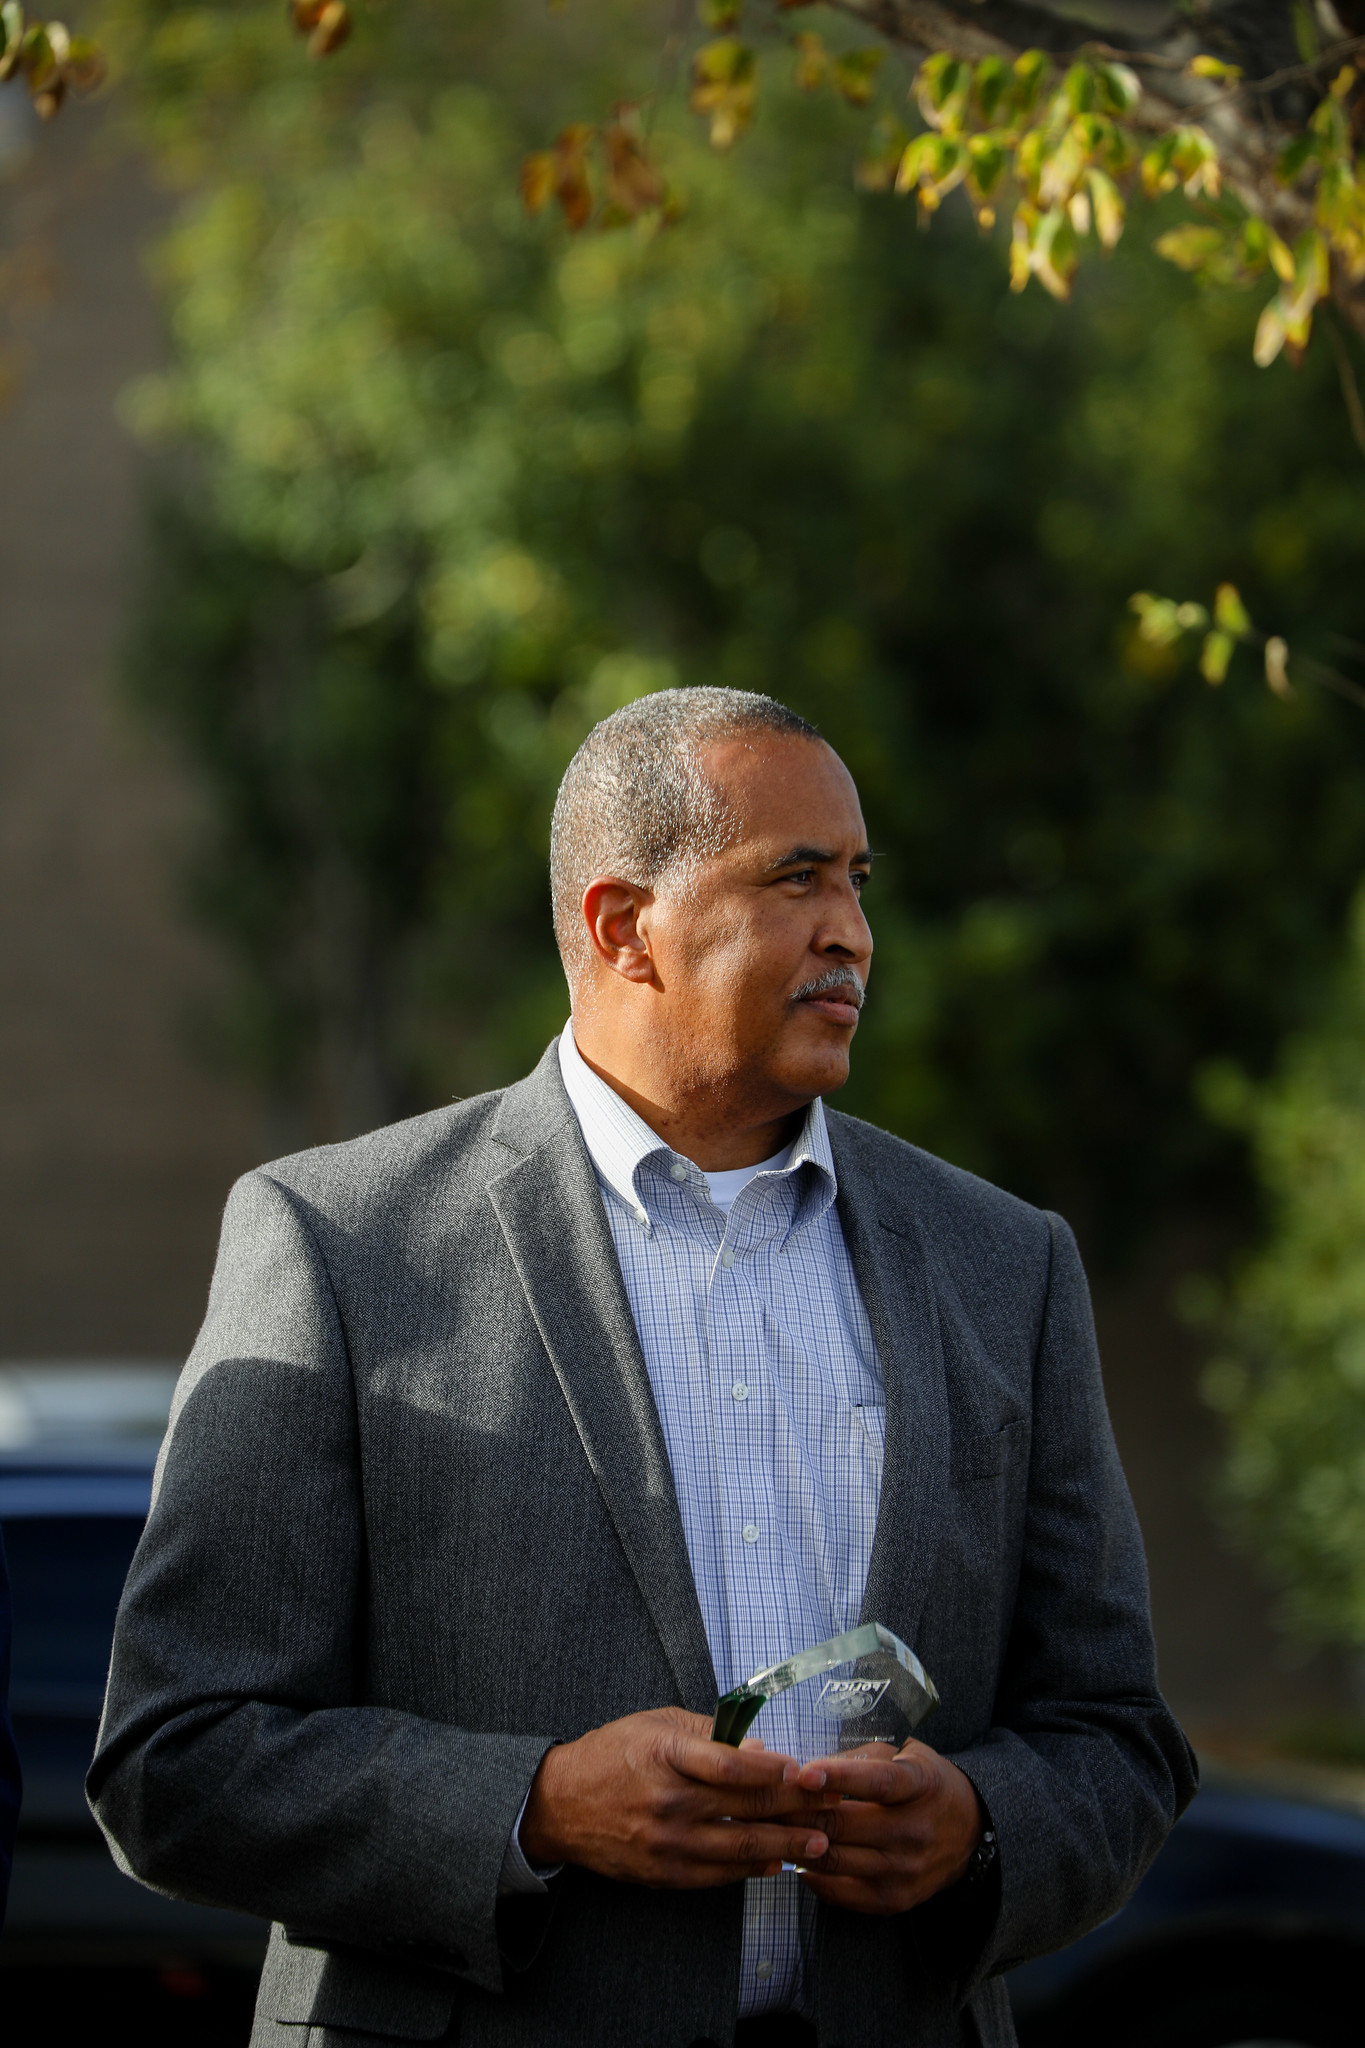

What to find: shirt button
left=732, top=1381, right=748, bottom=1402
left=634, top=1208, right=648, bottom=1227
left=670, top=1161, right=688, bottom=1181
left=741, top=1522, right=759, bottom=1543
left=756, top=1960, right=774, bottom=1981
left=720, top=1248, right=735, bottom=1268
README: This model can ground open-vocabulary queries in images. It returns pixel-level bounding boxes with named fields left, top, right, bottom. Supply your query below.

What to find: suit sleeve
left=86, top=1169, right=556, bottom=1995
left=928, top=1211, right=1198, bottom=1994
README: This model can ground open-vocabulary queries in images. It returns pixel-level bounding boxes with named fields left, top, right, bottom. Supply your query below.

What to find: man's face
left=643, top=734, right=873, bottom=1113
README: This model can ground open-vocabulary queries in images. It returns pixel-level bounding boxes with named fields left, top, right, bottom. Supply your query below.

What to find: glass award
left=711, top=1621, right=939, bottom=1757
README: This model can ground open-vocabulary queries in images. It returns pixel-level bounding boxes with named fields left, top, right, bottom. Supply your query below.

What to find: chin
left=778, top=1044, right=853, bottom=1102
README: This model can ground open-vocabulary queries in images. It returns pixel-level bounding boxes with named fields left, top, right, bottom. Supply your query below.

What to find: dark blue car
left=1, top=1366, right=1363, bottom=2045
left=0, top=1367, right=265, bottom=2040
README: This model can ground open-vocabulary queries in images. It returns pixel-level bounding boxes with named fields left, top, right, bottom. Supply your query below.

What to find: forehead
left=699, top=734, right=866, bottom=851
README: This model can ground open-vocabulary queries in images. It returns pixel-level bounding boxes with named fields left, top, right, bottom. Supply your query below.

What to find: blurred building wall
left=0, top=94, right=1346, bottom=1728
left=0, top=99, right=261, bottom=1356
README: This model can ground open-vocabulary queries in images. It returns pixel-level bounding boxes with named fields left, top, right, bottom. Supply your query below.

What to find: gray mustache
left=793, top=970, right=865, bottom=1010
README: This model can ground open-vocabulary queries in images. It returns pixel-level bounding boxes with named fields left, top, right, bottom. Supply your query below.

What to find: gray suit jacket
left=88, top=1043, right=1195, bottom=2048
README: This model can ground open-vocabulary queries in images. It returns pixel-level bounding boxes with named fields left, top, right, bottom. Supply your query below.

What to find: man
left=90, top=688, right=1195, bottom=2048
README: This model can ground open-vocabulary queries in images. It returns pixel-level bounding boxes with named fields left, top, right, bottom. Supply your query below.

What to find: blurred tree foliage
left=110, top=0, right=1365, bottom=1251
left=1201, top=893, right=1365, bottom=1648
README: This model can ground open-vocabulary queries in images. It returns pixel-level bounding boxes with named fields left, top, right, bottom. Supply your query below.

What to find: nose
left=818, top=877, right=873, bottom=970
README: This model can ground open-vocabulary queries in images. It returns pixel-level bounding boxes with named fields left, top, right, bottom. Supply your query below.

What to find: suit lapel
left=487, top=1051, right=718, bottom=1713
left=829, top=1117, right=949, bottom=1656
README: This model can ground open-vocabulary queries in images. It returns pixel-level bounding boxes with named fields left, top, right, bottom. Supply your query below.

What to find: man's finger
left=802, top=1839, right=899, bottom=1881
left=680, top=1820, right=832, bottom=1870
left=818, top=1796, right=932, bottom=1850
left=669, top=1729, right=820, bottom=1792
left=800, top=1751, right=932, bottom=1804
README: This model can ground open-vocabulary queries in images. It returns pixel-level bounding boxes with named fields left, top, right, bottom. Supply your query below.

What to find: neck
left=570, top=1026, right=807, bottom=1173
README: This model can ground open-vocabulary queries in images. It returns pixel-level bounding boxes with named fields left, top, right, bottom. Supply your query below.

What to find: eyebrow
left=764, top=844, right=875, bottom=873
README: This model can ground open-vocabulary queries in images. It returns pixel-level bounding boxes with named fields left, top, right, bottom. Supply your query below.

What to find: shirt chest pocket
left=950, top=1415, right=1027, bottom=1484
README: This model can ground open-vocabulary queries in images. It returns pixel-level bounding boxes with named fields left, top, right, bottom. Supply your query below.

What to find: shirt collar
left=556, top=1020, right=837, bottom=1225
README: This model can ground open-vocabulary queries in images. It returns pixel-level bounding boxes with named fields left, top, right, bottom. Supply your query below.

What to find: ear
left=581, top=878, right=657, bottom=985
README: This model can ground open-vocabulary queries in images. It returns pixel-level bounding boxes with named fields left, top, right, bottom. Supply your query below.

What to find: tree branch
left=824, top=0, right=1365, bottom=337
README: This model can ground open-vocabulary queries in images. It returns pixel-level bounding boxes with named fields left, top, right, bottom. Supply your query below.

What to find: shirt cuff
left=497, top=1784, right=563, bottom=1896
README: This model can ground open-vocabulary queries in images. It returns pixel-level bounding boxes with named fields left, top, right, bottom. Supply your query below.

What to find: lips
left=800, top=993, right=862, bottom=1027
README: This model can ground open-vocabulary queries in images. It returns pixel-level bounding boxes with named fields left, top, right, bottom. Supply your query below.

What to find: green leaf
left=1010, top=48, right=1050, bottom=116
left=1094, top=61, right=1140, bottom=114
left=1213, top=582, right=1252, bottom=636
left=1292, top=0, right=1319, bottom=66
left=1200, top=630, right=1235, bottom=684
left=968, top=133, right=1007, bottom=196
left=973, top=55, right=1009, bottom=125
left=1277, top=132, right=1317, bottom=184
left=920, top=52, right=965, bottom=114
left=1063, top=62, right=1095, bottom=115
left=698, top=0, right=742, bottom=28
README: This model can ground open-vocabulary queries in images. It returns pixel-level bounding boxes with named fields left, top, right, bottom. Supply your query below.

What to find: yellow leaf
left=1129, top=592, right=1183, bottom=647
left=1265, top=636, right=1291, bottom=697
left=1154, top=225, right=1225, bottom=272
left=1187, top=54, right=1243, bottom=82
left=306, top=0, right=350, bottom=59
left=1009, top=212, right=1033, bottom=292
left=1087, top=170, right=1125, bottom=250
left=1038, top=124, right=1087, bottom=209
left=690, top=38, right=757, bottom=149
left=1268, top=234, right=1296, bottom=285
left=1253, top=300, right=1287, bottom=367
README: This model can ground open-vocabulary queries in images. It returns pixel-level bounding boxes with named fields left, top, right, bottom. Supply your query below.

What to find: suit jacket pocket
left=950, top=1416, right=1027, bottom=1485
left=257, top=1924, right=458, bottom=2039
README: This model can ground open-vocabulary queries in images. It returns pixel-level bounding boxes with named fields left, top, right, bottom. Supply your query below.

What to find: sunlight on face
left=644, top=735, right=873, bottom=1112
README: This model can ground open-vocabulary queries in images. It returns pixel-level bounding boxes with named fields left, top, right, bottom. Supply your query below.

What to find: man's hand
left=792, top=1738, right=983, bottom=1916
left=519, top=1706, right=835, bottom=1888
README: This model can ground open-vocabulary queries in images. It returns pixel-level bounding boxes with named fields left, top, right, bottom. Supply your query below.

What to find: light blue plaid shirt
left=557, top=1022, right=885, bottom=2017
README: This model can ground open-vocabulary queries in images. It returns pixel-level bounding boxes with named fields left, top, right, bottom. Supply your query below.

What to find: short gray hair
left=550, top=686, right=820, bottom=985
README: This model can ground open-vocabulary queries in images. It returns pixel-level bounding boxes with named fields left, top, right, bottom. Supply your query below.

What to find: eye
left=851, top=869, right=870, bottom=891
left=783, top=868, right=815, bottom=886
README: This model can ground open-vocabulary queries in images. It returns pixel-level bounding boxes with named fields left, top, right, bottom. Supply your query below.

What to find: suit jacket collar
left=828, top=1112, right=949, bottom=1661
left=486, top=1045, right=718, bottom=1712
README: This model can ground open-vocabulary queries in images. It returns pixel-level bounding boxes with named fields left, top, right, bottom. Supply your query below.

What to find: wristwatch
left=962, top=1826, right=998, bottom=1888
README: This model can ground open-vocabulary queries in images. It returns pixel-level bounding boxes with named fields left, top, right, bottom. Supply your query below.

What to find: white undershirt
left=699, top=1146, right=792, bottom=1213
